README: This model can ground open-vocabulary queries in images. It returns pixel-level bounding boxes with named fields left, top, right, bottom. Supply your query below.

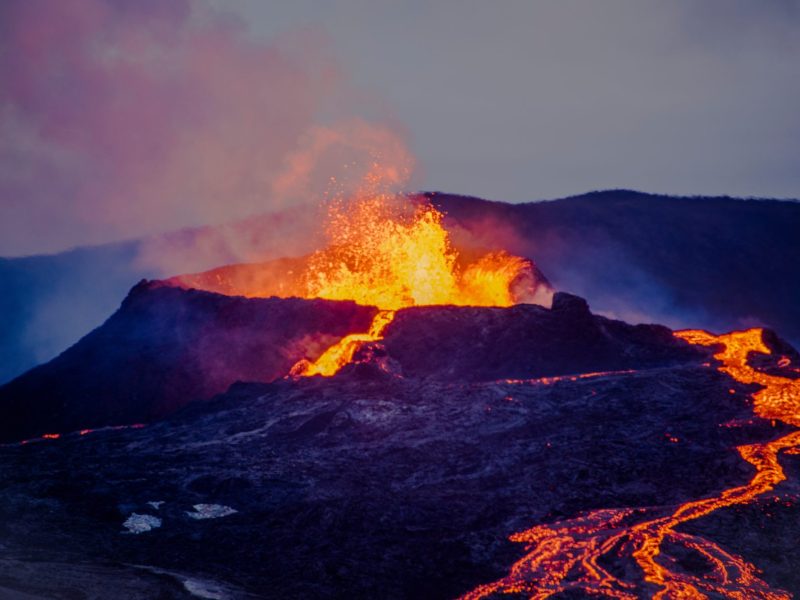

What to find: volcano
left=1, top=194, right=799, bottom=599
left=0, top=294, right=798, bottom=598
left=3, top=189, right=799, bottom=385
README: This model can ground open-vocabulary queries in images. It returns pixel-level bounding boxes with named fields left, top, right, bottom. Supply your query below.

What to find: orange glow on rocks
left=461, top=328, right=800, bottom=599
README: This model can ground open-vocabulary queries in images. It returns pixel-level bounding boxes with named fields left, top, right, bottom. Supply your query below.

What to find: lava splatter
left=292, top=190, right=546, bottom=377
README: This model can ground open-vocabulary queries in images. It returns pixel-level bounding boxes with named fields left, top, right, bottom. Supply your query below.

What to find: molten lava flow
left=10, top=423, right=147, bottom=447
left=292, top=310, right=395, bottom=377
left=462, top=328, right=800, bottom=599
left=292, top=192, right=542, bottom=377
left=500, top=369, right=637, bottom=386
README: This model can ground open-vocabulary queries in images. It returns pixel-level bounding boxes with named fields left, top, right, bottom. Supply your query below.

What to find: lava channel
left=461, top=328, right=800, bottom=600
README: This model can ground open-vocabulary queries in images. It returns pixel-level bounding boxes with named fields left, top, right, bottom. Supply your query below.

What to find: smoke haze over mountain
left=0, top=0, right=414, bottom=256
left=3, top=1, right=800, bottom=258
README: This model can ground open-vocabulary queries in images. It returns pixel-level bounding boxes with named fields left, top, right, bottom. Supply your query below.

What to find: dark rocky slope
left=0, top=287, right=704, bottom=442
left=0, top=282, right=376, bottom=442
left=0, top=351, right=797, bottom=598
left=381, top=292, right=702, bottom=381
left=0, top=286, right=797, bottom=598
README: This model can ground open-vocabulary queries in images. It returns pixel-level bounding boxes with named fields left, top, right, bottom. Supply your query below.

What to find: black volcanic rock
left=0, top=281, right=377, bottom=442
left=0, top=361, right=794, bottom=599
left=551, top=290, right=590, bottom=314
left=0, top=283, right=797, bottom=597
left=0, top=286, right=707, bottom=441
left=381, top=295, right=703, bottom=381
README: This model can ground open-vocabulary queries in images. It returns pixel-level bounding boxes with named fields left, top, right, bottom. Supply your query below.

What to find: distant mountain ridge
left=428, top=189, right=800, bottom=345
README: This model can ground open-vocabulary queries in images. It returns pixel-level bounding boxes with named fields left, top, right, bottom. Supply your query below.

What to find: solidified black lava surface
left=1, top=292, right=798, bottom=598
left=1, top=354, right=798, bottom=598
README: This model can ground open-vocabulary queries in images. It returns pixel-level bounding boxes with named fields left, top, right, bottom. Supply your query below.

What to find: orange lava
left=461, top=328, right=800, bottom=599
left=10, top=423, right=147, bottom=447
left=500, top=370, right=637, bottom=386
left=291, top=310, right=395, bottom=377
left=306, top=196, right=530, bottom=310
left=292, top=190, right=547, bottom=377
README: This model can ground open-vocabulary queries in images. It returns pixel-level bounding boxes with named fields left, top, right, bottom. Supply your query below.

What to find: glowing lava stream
left=461, top=328, right=800, bottom=600
left=3, top=423, right=147, bottom=447
left=292, top=310, right=396, bottom=377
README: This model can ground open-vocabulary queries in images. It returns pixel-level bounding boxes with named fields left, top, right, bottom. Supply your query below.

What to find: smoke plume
left=0, top=0, right=415, bottom=257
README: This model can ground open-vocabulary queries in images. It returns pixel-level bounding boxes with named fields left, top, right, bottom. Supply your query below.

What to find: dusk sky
left=230, top=0, right=800, bottom=199
left=1, top=0, right=799, bottom=255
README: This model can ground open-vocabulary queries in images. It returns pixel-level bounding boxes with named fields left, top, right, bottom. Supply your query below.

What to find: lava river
left=461, top=328, right=800, bottom=600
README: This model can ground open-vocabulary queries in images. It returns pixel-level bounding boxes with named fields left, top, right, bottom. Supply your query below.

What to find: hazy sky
left=225, top=0, right=800, bottom=201
left=1, top=0, right=799, bottom=255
